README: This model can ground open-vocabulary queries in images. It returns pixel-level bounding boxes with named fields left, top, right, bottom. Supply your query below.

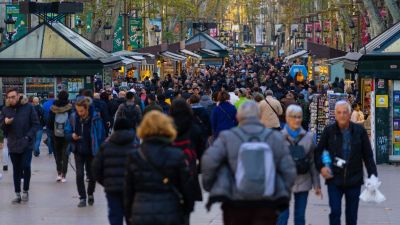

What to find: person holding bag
left=277, top=105, right=321, bottom=225
left=259, top=90, right=283, bottom=130
left=124, top=111, right=192, bottom=225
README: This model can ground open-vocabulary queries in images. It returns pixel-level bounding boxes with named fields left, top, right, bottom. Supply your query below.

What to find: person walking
left=143, top=94, right=162, bottom=115
left=210, top=91, right=238, bottom=139
left=124, top=111, right=192, bottom=225
left=202, top=101, right=296, bottom=225
left=65, top=97, right=105, bottom=207
left=47, top=91, right=72, bottom=183
left=350, top=103, right=365, bottom=126
left=114, top=91, right=142, bottom=129
left=93, top=117, right=138, bottom=225
left=234, top=88, right=249, bottom=109
left=315, top=100, right=377, bottom=225
left=1, top=101, right=9, bottom=172
left=0, top=89, right=40, bottom=203
left=43, top=93, right=55, bottom=155
left=258, top=90, right=283, bottom=130
left=32, top=97, right=46, bottom=157
left=277, top=105, right=321, bottom=225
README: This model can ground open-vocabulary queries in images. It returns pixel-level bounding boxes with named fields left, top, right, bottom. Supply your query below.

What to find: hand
left=315, top=187, right=323, bottom=200
left=106, top=122, right=111, bottom=128
left=5, top=117, right=14, bottom=125
left=72, top=133, right=81, bottom=141
left=321, top=167, right=333, bottom=180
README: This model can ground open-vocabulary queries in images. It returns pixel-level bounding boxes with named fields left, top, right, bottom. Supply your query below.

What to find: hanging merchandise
left=309, top=94, right=329, bottom=142
left=328, top=93, right=348, bottom=124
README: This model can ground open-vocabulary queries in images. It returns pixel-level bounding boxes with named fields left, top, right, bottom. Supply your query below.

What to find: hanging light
left=103, top=22, right=113, bottom=40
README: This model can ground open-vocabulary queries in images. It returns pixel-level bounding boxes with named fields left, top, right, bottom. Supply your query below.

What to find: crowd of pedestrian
left=0, top=53, right=377, bottom=225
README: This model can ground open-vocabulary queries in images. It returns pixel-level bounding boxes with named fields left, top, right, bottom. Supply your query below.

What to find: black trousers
left=53, top=136, right=69, bottom=175
left=9, top=149, right=33, bottom=193
left=74, top=153, right=95, bottom=199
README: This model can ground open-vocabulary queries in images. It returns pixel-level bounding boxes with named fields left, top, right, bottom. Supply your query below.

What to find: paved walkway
left=0, top=147, right=399, bottom=225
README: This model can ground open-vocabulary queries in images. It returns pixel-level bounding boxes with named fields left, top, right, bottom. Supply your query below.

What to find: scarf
left=285, top=124, right=301, bottom=139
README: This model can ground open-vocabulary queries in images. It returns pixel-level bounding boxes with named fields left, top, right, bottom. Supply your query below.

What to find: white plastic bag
left=359, top=175, right=386, bottom=203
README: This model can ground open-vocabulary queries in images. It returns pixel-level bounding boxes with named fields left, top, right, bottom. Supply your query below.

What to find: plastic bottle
left=322, top=150, right=333, bottom=176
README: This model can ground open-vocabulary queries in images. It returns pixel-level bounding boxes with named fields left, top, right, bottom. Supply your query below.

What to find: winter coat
left=210, top=102, right=238, bottom=138
left=34, top=104, right=46, bottom=128
left=202, top=118, right=296, bottom=210
left=143, top=102, right=163, bottom=115
left=281, top=128, right=320, bottom=193
left=93, top=99, right=111, bottom=128
left=0, top=96, right=40, bottom=154
left=114, top=102, right=142, bottom=128
left=259, top=96, right=283, bottom=129
left=43, top=98, right=55, bottom=122
left=47, top=104, right=73, bottom=132
left=92, top=129, right=137, bottom=193
left=64, top=110, right=105, bottom=156
left=124, top=137, right=192, bottom=225
left=315, top=122, right=378, bottom=188
left=109, top=98, right=126, bottom=119
left=192, top=104, right=212, bottom=137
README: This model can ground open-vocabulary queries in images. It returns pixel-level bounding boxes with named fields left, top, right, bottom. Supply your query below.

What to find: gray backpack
left=54, top=112, right=68, bottom=137
left=232, top=128, right=276, bottom=199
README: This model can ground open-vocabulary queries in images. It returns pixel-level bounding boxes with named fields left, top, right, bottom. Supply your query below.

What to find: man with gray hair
left=202, top=101, right=296, bottom=225
left=315, top=100, right=377, bottom=225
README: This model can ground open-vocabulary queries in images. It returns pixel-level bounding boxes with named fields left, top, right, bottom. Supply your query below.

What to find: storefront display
left=328, top=93, right=348, bottom=124
left=58, top=78, right=85, bottom=99
left=392, top=82, right=400, bottom=156
left=309, top=94, right=328, bottom=142
left=26, top=77, right=55, bottom=98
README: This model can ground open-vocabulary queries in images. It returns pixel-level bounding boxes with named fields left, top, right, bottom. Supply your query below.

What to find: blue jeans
left=34, top=129, right=43, bottom=155
left=277, top=191, right=309, bottom=225
left=45, top=128, right=54, bottom=154
left=106, top=192, right=124, bottom=225
left=328, top=184, right=361, bottom=225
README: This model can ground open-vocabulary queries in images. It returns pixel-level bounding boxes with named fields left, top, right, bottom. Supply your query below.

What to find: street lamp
left=4, top=14, right=16, bottom=43
left=103, top=22, right=113, bottom=40
left=76, top=19, right=84, bottom=35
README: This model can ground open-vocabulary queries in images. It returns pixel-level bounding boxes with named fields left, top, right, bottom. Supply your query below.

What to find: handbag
left=137, top=147, right=185, bottom=205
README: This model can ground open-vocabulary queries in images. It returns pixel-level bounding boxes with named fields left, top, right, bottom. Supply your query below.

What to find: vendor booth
left=0, top=22, right=121, bottom=100
left=358, top=22, right=400, bottom=164
left=185, top=32, right=228, bottom=66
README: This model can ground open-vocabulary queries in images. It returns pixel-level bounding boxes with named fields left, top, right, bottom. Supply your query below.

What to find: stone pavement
left=0, top=148, right=399, bottom=225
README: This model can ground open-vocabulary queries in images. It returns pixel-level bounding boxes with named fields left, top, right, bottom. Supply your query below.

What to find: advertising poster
left=4, top=5, right=27, bottom=44
left=129, top=18, right=143, bottom=49
left=394, top=144, right=400, bottom=155
left=393, top=119, right=400, bottom=131
left=113, top=15, right=123, bottom=52
left=375, top=95, right=388, bottom=108
left=394, top=131, right=400, bottom=144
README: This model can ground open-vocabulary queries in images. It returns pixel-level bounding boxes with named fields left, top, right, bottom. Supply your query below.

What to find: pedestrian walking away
left=202, top=101, right=296, bottom=225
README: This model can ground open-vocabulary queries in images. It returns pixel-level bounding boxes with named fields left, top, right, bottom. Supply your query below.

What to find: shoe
left=12, top=193, right=21, bottom=204
left=88, top=195, right=94, bottom=206
left=33, top=152, right=40, bottom=157
left=61, top=177, right=67, bottom=183
left=3, top=165, right=8, bottom=171
left=56, top=175, right=62, bottom=182
left=21, top=191, right=29, bottom=202
left=77, top=199, right=87, bottom=208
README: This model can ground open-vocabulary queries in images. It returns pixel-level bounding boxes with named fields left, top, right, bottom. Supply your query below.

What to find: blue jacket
left=43, top=99, right=55, bottom=122
left=211, top=102, right=238, bottom=138
left=65, top=110, right=105, bottom=156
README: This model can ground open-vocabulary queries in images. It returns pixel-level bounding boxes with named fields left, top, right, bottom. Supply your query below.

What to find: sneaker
left=88, top=195, right=94, bottom=206
left=12, top=193, right=21, bottom=204
left=3, top=165, right=8, bottom=171
left=77, top=199, right=86, bottom=208
left=56, top=175, right=62, bottom=182
left=61, top=177, right=67, bottom=183
left=21, top=191, right=29, bottom=202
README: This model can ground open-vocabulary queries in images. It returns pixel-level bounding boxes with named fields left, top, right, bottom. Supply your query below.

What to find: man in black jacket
left=315, top=100, right=377, bottom=225
left=0, top=89, right=40, bottom=204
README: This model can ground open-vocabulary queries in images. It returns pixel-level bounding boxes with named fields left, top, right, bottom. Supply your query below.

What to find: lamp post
left=76, top=19, right=84, bottom=35
left=4, top=14, right=16, bottom=43
left=103, top=22, right=112, bottom=40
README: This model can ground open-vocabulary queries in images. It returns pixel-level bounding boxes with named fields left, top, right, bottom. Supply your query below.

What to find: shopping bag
left=359, top=175, right=386, bottom=203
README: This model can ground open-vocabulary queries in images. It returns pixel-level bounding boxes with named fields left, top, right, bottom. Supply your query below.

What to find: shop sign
left=376, top=95, right=388, bottom=108
left=113, top=15, right=123, bottom=52
left=377, top=79, right=385, bottom=88
left=4, top=5, right=27, bottom=44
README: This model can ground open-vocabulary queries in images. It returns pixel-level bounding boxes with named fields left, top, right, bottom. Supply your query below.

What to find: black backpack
left=120, top=103, right=141, bottom=128
left=287, top=135, right=310, bottom=175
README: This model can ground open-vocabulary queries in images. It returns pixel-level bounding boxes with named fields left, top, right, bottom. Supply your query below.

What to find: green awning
left=358, top=54, right=400, bottom=79
left=0, top=59, right=105, bottom=76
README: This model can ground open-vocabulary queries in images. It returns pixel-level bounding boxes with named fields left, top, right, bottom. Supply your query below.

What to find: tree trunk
left=363, top=0, right=385, bottom=37
left=384, top=0, right=400, bottom=23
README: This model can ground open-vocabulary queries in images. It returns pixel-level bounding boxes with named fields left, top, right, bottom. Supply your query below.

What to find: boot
left=77, top=199, right=86, bottom=208
left=88, top=195, right=94, bottom=206
left=3, top=165, right=7, bottom=171
left=12, top=193, right=21, bottom=204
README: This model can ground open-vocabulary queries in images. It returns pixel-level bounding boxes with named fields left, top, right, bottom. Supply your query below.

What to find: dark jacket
left=210, top=102, right=238, bottom=138
left=93, top=129, right=137, bottom=193
left=47, top=103, right=73, bottom=132
left=34, top=104, right=46, bottom=128
left=143, top=102, right=163, bottom=115
left=0, top=97, right=40, bottom=153
left=109, top=97, right=126, bottom=120
left=315, top=122, right=378, bottom=188
left=93, top=99, right=111, bottom=130
left=192, top=103, right=212, bottom=137
left=124, top=137, right=191, bottom=225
